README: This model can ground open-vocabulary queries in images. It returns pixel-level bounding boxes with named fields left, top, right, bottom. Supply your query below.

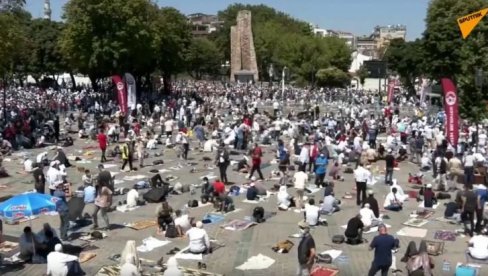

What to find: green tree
left=153, top=7, right=192, bottom=93
left=185, top=38, right=222, bottom=80
left=356, top=64, right=369, bottom=86
left=383, top=38, right=424, bottom=96
left=0, top=12, right=28, bottom=80
left=0, top=0, right=25, bottom=12
left=315, top=67, right=350, bottom=88
left=59, top=0, right=159, bottom=88
left=423, top=0, right=488, bottom=122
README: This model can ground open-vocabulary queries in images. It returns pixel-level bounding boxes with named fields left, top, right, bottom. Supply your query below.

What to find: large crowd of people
left=0, top=80, right=485, bottom=275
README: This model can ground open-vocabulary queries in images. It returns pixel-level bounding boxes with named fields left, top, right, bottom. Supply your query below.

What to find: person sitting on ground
left=47, top=244, right=82, bottom=276
left=277, top=186, right=294, bottom=210
left=83, top=182, right=96, bottom=204
left=398, top=145, right=408, bottom=161
left=383, top=187, right=404, bottom=211
left=304, top=198, right=320, bottom=226
left=360, top=203, right=382, bottom=230
left=126, top=188, right=144, bottom=208
left=216, top=192, right=235, bottom=213
left=201, top=177, right=214, bottom=203
left=150, top=173, right=170, bottom=189
left=38, top=229, right=62, bottom=259
left=419, top=184, right=437, bottom=208
left=344, top=214, right=364, bottom=245
left=444, top=200, right=461, bottom=223
left=236, top=158, right=250, bottom=173
left=155, top=201, right=174, bottom=235
left=363, top=190, right=380, bottom=219
left=391, top=179, right=408, bottom=201
left=329, top=162, right=344, bottom=181
left=467, top=233, right=488, bottom=260
left=320, top=187, right=341, bottom=215
left=400, top=240, right=434, bottom=275
left=253, top=178, right=268, bottom=196
left=212, top=179, right=225, bottom=198
left=37, top=223, right=58, bottom=244
left=19, top=226, right=44, bottom=261
left=174, top=210, right=193, bottom=237
left=120, top=255, right=141, bottom=276
left=246, top=182, right=259, bottom=201
left=420, top=153, right=432, bottom=172
left=186, top=221, right=211, bottom=254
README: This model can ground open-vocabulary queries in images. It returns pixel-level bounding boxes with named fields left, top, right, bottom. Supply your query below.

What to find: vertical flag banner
left=441, top=78, right=459, bottom=147
left=457, top=8, right=488, bottom=39
left=112, top=75, right=128, bottom=114
left=387, top=79, right=395, bottom=104
left=125, top=73, right=137, bottom=111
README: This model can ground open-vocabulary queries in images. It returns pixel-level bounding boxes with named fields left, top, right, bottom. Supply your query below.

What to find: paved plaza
left=0, top=125, right=483, bottom=276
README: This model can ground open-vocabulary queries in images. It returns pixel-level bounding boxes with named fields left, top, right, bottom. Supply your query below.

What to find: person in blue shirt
left=53, top=184, right=70, bottom=241
left=246, top=182, right=259, bottom=201
left=475, top=184, right=488, bottom=233
left=314, top=153, right=328, bottom=188
left=368, top=224, right=399, bottom=276
left=84, top=184, right=96, bottom=203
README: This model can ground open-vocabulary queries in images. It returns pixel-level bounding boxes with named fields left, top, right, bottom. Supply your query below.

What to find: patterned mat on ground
left=403, top=218, right=429, bottom=228
left=126, top=219, right=157, bottom=230
left=434, top=230, right=456, bottom=241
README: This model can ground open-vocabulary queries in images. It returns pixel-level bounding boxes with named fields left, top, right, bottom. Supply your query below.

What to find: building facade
left=188, top=13, right=223, bottom=38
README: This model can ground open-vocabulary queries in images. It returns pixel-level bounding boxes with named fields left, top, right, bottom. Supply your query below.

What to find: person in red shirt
left=97, top=129, right=108, bottom=163
left=249, top=143, right=264, bottom=180
left=213, top=179, right=225, bottom=197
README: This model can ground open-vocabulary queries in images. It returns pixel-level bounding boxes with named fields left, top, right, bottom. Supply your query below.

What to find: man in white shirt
left=294, top=169, right=308, bottom=209
left=468, top=234, right=488, bottom=260
left=463, top=150, right=476, bottom=187
left=24, top=158, right=33, bottom=172
left=186, top=221, right=210, bottom=254
left=46, top=243, right=79, bottom=276
left=359, top=203, right=381, bottom=229
left=126, top=189, right=140, bottom=208
left=174, top=210, right=192, bottom=236
left=164, top=119, right=174, bottom=139
left=383, top=187, right=404, bottom=211
left=354, top=163, right=371, bottom=206
left=46, top=161, right=63, bottom=195
left=299, top=144, right=310, bottom=172
left=304, top=198, right=320, bottom=226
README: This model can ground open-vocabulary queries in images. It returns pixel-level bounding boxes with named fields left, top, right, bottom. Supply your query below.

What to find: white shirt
left=120, top=262, right=140, bottom=276
left=305, top=204, right=320, bottom=226
left=294, top=171, right=308, bottom=190
left=354, top=166, right=371, bottom=182
left=299, top=147, right=310, bottom=163
left=24, top=159, right=33, bottom=172
left=383, top=192, right=404, bottom=207
left=469, top=235, right=488, bottom=259
left=175, top=214, right=192, bottom=233
left=359, top=207, right=376, bottom=227
left=186, top=227, right=210, bottom=253
left=464, top=154, right=475, bottom=167
left=46, top=251, right=79, bottom=276
left=164, top=120, right=174, bottom=132
left=126, top=189, right=139, bottom=208
left=46, top=167, right=63, bottom=190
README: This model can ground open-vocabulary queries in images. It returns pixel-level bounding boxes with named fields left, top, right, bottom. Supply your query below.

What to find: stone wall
left=230, top=10, right=259, bottom=82
left=230, top=26, right=241, bottom=82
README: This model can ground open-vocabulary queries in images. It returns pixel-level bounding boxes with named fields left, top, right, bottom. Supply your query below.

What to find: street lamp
left=221, top=60, right=230, bottom=83
left=282, top=66, right=288, bottom=106
left=268, top=64, right=274, bottom=85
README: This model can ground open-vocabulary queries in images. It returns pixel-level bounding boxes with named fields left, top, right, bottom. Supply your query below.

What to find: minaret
left=43, top=0, right=51, bottom=20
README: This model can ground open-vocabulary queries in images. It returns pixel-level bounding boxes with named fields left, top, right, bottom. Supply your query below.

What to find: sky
left=26, top=0, right=429, bottom=40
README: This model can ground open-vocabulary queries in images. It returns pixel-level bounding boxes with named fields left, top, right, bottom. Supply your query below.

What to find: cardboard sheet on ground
left=116, top=205, right=140, bottom=213
left=235, top=254, right=275, bottom=270
left=403, top=218, right=429, bottom=228
left=102, top=164, right=118, bottom=169
left=0, top=241, right=18, bottom=253
left=306, top=186, right=321, bottom=194
left=174, top=245, right=203, bottom=260
left=137, top=236, right=171, bottom=252
left=340, top=224, right=391, bottom=234
left=79, top=252, right=97, bottom=263
left=319, top=249, right=343, bottom=261
left=396, top=227, right=428, bottom=238
left=125, top=219, right=157, bottom=230
left=158, top=169, right=171, bottom=173
left=221, top=219, right=257, bottom=231
left=418, top=202, right=439, bottom=209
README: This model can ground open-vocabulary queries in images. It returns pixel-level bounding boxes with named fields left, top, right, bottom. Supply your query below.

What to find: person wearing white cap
left=360, top=203, right=381, bottom=230
left=46, top=160, right=63, bottom=195
left=186, top=221, right=211, bottom=254
left=46, top=244, right=79, bottom=276
left=420, top=183, right=437, bottom=208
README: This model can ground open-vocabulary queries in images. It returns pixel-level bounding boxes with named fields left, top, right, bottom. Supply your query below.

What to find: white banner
left=420, top=78, right=431, bottom=104
left=124, top=73, right=137, bottom=111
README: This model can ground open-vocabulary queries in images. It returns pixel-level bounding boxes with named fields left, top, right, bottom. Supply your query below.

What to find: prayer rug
left=202, top=213, right=225, bottom=224
left=95, top=265, right=120, bottom=276
left=434, top=230, right=456, bottom=241
left=221, top=219, right=257, bottom=231
left=416, top=209, right=435, bottom=219
left=125, top=219, right=157, bottom=230
left=0, top=241, right=18, bottom=253
left=403, top=218, right=429, bottom=228
left=421, top=240, right=444, bottom=256
left=418, top=202, right=439, bottom=209
left=79, top=252, right=97, bottom=263
left=311, top=266, right=339, bottom=276
left=161, top=264, right=224, bottom=276
left=235, top=254, right=275, bottom=270
left=396, top=227, right=428, bottom=238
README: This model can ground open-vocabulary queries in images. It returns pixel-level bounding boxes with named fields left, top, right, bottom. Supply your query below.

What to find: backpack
left=332, top=235, right=345, bottom=244
left=165, top=223, right=178, bottom=238
left=253, top=206, right=265, bottom=223
left=188, top=200, right=198, bottom=208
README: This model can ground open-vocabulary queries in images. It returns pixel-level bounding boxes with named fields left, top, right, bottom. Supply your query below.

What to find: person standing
left=463, top=150, right=475, bottom=188
left=136, top=137, right=145, bottom=168
left=215, top=144, right=229, bottom=184
left=462, top=185, right=478, bottom=237
left=92, top=184, right=113, bottom=230
left=475, top=183, right=488, bottom=233
left=294, top=168, right=308, bottom=210
left=53, top=184, right=70, bottom=241
left=97, top=128, right=108, bottom=163
left=314, top=153, right=328, bottom=188
left=121, top=138, right=133, bottom=172
left=354, top=163, right=371, bottom=206
left=33, top=163, right=46, bottom=194
left=384, top=149, right=395, bottom=185
left=368, top=224, right=398, bottom=276
left=299, top=144, right=310, bottom=172
left=249, top=143, right=264, bottom=180
left=297, top=221, right=316, bottom=276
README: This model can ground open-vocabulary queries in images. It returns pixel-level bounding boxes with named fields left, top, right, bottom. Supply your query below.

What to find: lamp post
left=268, top=64, right=274, bottom=86
left=221, top=60, right=230, bottom=83
left=281, top=66, right=287, bottom=107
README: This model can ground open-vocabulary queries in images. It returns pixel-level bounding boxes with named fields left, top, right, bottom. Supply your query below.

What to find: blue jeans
left=464, top=167, right=474, bottom=187
left=59, top=212, right=70, bottom=240
left=385, top=168, right=393, bottom=185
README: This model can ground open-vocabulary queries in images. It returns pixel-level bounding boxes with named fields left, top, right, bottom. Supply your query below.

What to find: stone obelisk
left=230, top=10, right=259, bottom=82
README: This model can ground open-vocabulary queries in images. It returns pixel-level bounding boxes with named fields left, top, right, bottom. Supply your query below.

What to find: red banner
left=112, top=75, right=128, bottom=114
left=387, top=79, right=395, bottom=104
left=441, top=78, right=459, bottom=147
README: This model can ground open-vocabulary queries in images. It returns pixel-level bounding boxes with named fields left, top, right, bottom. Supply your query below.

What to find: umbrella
left=0, top=192, right=59, bottom=221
